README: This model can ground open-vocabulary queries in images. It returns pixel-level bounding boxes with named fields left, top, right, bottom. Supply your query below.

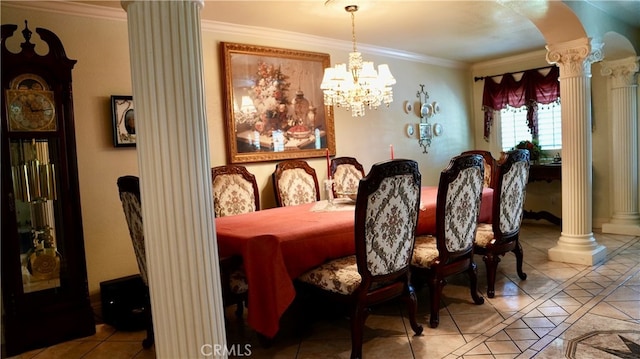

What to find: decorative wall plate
left=432, top=101, right=441, bottom=114
left=420, top=103, right=433, bottom=118
left=406, top=124, right=415, bottom=137
left=404, top=101, right=413, bottom=114
left=433, top=123, right=443, bottom=136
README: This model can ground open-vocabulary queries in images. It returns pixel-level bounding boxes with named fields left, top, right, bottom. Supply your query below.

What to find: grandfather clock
left=1, top=22, right=95, bottom=356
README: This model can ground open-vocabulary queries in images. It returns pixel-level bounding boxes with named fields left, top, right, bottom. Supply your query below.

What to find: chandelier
left=320, top=5, right=396, bottom=117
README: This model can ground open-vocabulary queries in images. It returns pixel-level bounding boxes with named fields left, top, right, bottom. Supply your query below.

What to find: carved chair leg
left=142, top=305, right=154, bottom=349
left=482, top=253, right=500, bottom=298
left=235, top=302, right=244, bottom=318
left=428, top=276, right=444, bottom=328
left=350, top=303, right=367, bottom=359
left=403, top=285, right=424, bottom=335
left=468, top=261, right=485, bottom=305
left=513, top=241, right=527, bottom=280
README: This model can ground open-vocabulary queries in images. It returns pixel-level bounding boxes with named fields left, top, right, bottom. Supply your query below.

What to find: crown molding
left=471, top=49, right=549, bottom=72
left=4, top=0, right=467, bottom=69
left=3, top=1, right=128, bottom=22
left=201, top=21, right=467, bottom=69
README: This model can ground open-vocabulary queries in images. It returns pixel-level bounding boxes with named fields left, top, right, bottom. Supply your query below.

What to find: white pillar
left=546, top=38, right=607, bottom=265
left=122, top=1, right=228, bottom=358
left=601, top=56, right=640, bottom=236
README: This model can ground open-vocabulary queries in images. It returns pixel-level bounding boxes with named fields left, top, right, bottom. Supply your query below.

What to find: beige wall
left=2, top=5, right=474, bottom=296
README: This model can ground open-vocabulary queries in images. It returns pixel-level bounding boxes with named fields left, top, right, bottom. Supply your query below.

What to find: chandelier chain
left=351, top=9, right=357, bottom=53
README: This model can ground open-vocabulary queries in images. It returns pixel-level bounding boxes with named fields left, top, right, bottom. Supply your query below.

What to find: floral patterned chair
left=461, top=150, right=498, bottom=189
left=298, top=159, right=424, bottom=359
left=330, top=156, right=366, bottom=197
left=474, top=149, right=530, bottom=298
left=411, top=154, right=486, bottom=328
left=211, top=165, right=260, bottom=217
left=272, top=160, right=320, bottom=207
left=117, top=176, right=248, bottom=346
left=116, top=176, right=154, bottom=349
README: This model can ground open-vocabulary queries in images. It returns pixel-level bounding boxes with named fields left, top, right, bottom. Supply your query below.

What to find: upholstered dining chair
left=330, top=156, right=366, bottom=198
left=411, top=154, right=486, bottom=328
left=461, top=150, right=498, bottom=189
left=298, top=159, right=424, bottom=359
left=117, top=176, right=248, bottom=344
left=474, top=149, right=530, bottom=298
left=272, top=159, right=320, bottom=207
left=211, top=165, right=260, bottom=217
left=116, top=175, right=154, bottom=349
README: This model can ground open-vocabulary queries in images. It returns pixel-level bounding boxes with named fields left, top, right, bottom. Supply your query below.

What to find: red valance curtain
left=482, top=66, right=560, bottom=141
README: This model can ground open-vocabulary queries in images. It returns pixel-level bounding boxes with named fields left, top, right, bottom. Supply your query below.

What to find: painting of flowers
left=221, top=42, right=335, bottom=164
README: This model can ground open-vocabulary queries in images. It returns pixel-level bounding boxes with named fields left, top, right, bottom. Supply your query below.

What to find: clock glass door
left=9, top=138, right=61, bottom=293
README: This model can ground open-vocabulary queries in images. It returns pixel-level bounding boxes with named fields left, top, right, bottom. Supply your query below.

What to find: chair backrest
left=492, top=149, right=530, bottom=241
left=331, top=156, right=366, bottom=196
left=272, top=160, right=320, bottom=207
left=211, top=165, right=260, bottom=217
left=435, top=154, right=485, bottom=264
left=354, top=159, right=421, bottom=281
left=116, top=175, right=148, bottom=286
left=461, top=150, right=497, bottom=189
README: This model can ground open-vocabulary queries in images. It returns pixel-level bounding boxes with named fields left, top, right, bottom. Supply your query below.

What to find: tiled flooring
left=7, top=222, right=640, bottom=359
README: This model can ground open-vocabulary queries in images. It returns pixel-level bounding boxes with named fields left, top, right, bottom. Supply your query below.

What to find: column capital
left=601, top=56, right=640, bottom=88
left=546, top=37, right=603, bottom=78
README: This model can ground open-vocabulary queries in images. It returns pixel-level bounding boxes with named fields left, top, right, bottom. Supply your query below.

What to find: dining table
left=214, top=186, right=493, bottom=338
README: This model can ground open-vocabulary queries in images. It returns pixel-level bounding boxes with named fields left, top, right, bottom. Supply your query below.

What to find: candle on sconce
left=326, top=148, right=331, bottom=179
left=390, top=144, right=394, bottom=160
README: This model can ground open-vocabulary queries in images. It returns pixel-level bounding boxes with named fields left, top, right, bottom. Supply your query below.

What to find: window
left=500, top=103, right=562, bottom=152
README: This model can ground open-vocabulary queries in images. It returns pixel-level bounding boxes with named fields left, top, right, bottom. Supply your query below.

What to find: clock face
left=6, top=89, right=57, bottom=131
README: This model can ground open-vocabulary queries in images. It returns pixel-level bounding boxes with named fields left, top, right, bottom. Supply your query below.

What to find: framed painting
left=221, top=42, right=335, bottom=163
left=111, top=95, right=136, bottom=147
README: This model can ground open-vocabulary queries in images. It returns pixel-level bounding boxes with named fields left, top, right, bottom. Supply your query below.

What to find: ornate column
left=601, top=56, right=640, bottom=236
left=546, top=38, right=607, bottom=265
left=122, top=1, right=228, bottom=357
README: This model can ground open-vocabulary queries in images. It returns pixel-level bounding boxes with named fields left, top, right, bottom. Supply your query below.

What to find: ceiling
left=78, top=1, right=639, bottom=65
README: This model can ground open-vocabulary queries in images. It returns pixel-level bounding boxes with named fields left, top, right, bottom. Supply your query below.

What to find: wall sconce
left=417, top=84, right=432, bottom=153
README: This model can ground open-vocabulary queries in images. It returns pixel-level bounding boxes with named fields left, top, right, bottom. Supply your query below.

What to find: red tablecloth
left=214, top=186, right=493, bottom=338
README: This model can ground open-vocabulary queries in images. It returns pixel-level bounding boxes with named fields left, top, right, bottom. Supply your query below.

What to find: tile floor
left=7, top=222, right=640, bottom=359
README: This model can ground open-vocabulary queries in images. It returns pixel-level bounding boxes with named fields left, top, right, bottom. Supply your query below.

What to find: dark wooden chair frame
left=474, top=149, right=530, bottom=298
left=116, top=175, right=155, bottom=349
left=461, top=150, right=498, bottom=189
left=272, top=159, right=320, bottom=207
left=211, top=164, right=260, bottom=215
left=298, top=159, right=424, bottom=359
left=412, top=154, right=486, bottom=328
left=330, top=156, right=366, bottom=197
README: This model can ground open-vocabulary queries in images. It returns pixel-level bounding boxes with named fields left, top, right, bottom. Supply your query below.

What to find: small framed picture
left=419, top=122, right=432, bottom=140
left=111, top=95, right=135, bottom=147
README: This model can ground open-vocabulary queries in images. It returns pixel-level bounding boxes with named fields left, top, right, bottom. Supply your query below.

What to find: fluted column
left=546, top=38, right=607, bottom=265
left=601, top=56, right=640, bottom=236
left=122, top=1, right=227, bottom=358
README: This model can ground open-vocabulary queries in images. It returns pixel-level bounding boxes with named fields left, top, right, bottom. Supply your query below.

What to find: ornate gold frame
left=221, top=42, right=335, bottom=163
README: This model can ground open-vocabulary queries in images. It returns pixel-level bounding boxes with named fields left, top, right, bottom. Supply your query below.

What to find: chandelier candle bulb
left=390, top=144, right=394, bottom=159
